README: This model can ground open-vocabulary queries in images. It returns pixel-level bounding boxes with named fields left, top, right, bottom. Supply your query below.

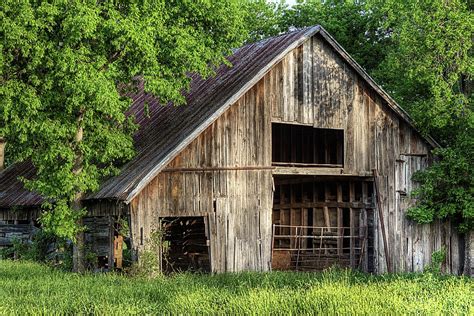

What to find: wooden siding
left=130, top=33, right=463, bottom=274
left=130, top=81, right=274, bottom=273
left=264, top=33, right=461, bottom=274
left=0, top=205, right=125, bottom=266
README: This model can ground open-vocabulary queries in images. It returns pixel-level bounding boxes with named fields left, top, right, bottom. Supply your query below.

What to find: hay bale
left=272, top=250, right=292, bottom=270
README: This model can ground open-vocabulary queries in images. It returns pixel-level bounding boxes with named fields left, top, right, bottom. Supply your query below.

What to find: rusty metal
left=162, top=166, right=275, bottom=173
left=0, top=161, right=42, bottom=207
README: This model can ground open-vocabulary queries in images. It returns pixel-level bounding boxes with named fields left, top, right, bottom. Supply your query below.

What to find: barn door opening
left=160, top=216, right=210, bottom=273
left=271, top=176, right=375, bottom=272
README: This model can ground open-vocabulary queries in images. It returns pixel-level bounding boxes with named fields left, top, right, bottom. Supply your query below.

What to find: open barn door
left=160, top=216, right=211, bottom=273
left=271, top=176, right=375, bottom=272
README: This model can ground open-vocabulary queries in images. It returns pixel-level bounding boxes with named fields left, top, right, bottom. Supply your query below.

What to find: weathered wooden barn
left=0, top=26, right=472, bottom=275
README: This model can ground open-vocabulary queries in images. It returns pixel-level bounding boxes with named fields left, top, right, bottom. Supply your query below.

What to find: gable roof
left=0, top=26, right=437, bottom=208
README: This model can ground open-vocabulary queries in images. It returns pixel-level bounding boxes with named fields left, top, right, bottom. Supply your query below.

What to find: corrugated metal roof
left=0, top=25, right=437, bottom=207
left=0, top=161, right=42, bottom=207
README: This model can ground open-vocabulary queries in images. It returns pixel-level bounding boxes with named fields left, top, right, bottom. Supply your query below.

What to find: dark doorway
left=160, top=216, right=210, bottom=273
left=271, top=176, right=375, bottom=272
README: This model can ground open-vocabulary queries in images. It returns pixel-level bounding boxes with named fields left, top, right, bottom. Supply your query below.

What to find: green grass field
left=0, top=260, right=472, bottom=315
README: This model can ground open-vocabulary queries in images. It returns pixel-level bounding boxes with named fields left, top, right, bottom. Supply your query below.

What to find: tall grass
left=0, top=260, right=472, bottom=315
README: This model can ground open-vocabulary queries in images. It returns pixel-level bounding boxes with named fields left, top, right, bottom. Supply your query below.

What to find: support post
left=372, top=169, right=392, bottom=273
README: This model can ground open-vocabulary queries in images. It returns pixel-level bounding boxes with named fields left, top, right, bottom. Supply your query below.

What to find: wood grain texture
left=130, top=81, right=273, bottom=273
left=265, top=34, right=460, bottom=274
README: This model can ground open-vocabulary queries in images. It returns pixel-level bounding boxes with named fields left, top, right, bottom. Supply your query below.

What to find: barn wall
left=130, top=81, right=274, bottom=273
left=82, top=201, right=128, bottom=266
left=130, top=33, right=463, bottom=274
left=0, top=203, right=127, bottom=268
left=0, top=208, right=40, bottom=248
left=263, top=33, right=462, bottom=274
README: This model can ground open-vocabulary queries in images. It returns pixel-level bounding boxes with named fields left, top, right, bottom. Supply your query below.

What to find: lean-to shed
left=0, top=26, right=471, bottom=275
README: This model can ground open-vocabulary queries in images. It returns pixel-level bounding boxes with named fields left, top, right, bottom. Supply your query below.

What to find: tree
left=367, top=0, right=473, bottom=232
left=371, top=0, right=473, bottom=136
left=264, top=0, right=390, bottom=73
left=372, top=1, right=473, bottom=271
left=243, top=0, right=287, bottom=43
left=0, top=0, right=247, bottom=272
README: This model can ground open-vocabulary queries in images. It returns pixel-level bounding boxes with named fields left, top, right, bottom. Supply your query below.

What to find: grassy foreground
left=0, top=261, right=472, bottom=315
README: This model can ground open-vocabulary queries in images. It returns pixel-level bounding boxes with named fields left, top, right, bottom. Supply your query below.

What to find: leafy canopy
left=243, top=0, right=287, bottom=43
left=371, top=0, right=473, bottom=231
left=0, top=0, right=247, bottom=239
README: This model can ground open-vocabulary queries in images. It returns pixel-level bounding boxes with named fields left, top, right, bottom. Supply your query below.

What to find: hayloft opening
left=160, top=216, right=210, bottom=273
left=272, top=123, right=344, bottom=166
left=271, top=176, right=375, bottom=272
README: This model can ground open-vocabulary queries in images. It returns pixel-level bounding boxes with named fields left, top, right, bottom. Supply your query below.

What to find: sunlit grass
left=0, top=260, right=472, bottom=314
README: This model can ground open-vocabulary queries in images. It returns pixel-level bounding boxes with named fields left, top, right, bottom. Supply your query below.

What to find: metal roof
left=0, top=25, right=436, bottom=208
left=0, top=161, right=42, bottom=207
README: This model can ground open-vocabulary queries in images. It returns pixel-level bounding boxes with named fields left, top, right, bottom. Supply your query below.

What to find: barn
left=0, top=26, right=471, bottom=275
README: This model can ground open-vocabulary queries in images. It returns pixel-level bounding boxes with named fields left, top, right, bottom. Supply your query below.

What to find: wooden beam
left=337, top=184, right=343, bottom=257
left=273, top=167, right=372, bottom=177
left=373, top=169, right=392, bottom=273
left=163, top=166, right=274, bottom=172
left=272, top=162, right=343, bottom=168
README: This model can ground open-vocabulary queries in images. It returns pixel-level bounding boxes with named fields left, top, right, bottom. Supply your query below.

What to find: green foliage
left=0, top=261, right=472, bottom=314
left=425, top=248, right=447, bottom=275
left=127, top=229, right=165, bottom=278
left=0, top=230, right=72, bottom=270
left=375, top=0, right=473, bottom=231
left=243, top=0, right=287, bottom=42
left=83, top=245, right=98, bottom=270
left=408, top=135, right=474, bottom=232
left=0, top=230, right=105, bottom=271
left=284, top=0, right=390, bottom=73
left=245, top=0, right=390, bottom=73
left=0, top=238, right=30, bottom=260
left=0, top=0, right=248, bottom=239
left=371, top=0, right=473, bottom=135
left=40, top=200, right=87, bottom=239
left=116, top=217, right=130, bottom=238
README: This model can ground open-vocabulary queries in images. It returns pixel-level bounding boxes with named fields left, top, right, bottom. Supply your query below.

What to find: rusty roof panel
left=0, top=161, right=43, bottom=207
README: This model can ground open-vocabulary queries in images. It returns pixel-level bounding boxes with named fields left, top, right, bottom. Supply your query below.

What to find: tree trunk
left=0, top=137, right=5, bottom=171
left=72, top=192, right=85, bottom=273
left=463, top=231, right=473, bottom=276
left=72, top=114, right=85, bottom=273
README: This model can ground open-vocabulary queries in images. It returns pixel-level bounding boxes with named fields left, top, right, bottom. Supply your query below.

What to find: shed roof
left=0, top=161, right=41, bottom=208
left=0, top=26, right=436, bottom=208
